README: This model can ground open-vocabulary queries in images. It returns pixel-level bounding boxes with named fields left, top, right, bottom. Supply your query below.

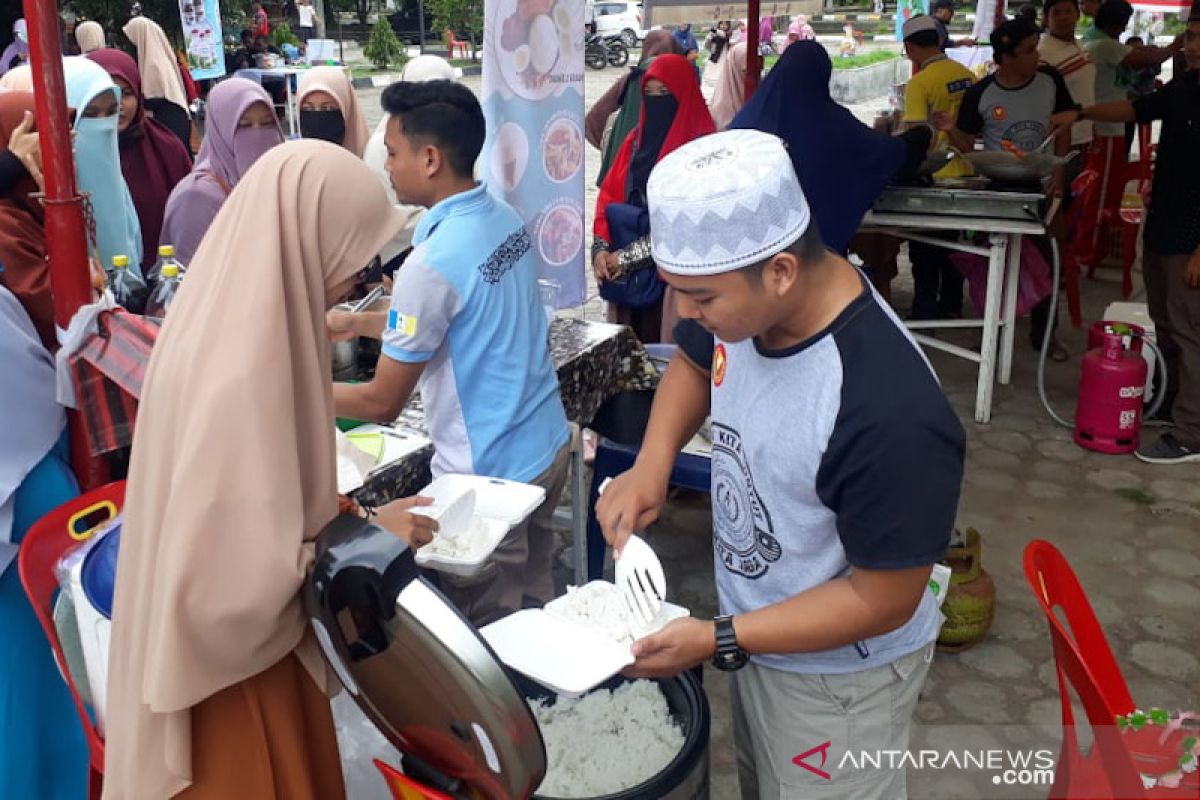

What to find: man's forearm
left=947, top=128, right=976, bottom=153
left=636, top=355, right=711, bottom=480
left=734, top=566, right=931, bottom=655
left=1126, top=43, right=1176, bottom=68
left=1082, top=100, right=1137, bottom=124
left=333, top=381, right=400, bottom=422
left=353, top=311, right=388, bottom=340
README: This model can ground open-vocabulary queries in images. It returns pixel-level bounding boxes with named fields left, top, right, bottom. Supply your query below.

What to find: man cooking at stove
left=940, top=16, right=1076, bottom=361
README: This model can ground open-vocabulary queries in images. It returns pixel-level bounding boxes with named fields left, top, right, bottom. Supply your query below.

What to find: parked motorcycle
left=585, top=32, right=629, bottom=69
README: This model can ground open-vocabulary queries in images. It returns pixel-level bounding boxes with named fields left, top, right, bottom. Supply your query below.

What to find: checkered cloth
left=68, top=310, right=158, bottom=455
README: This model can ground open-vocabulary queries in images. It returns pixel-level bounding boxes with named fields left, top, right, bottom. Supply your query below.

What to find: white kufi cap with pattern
left=647, top=129, right=811, bottom=275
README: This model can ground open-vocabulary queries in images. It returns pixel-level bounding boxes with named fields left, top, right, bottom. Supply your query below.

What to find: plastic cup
left=538, top=278, right=560, bottom=324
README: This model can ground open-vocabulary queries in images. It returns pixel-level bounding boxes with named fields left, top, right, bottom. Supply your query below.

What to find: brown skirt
left=178, top=653, right=345, bottom=800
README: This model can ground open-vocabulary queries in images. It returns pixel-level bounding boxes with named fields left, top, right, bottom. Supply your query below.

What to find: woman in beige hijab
left=122, top=16, right=191, bottom=150
left=708, top=40, right=748, bottom=130
left=101, top=140, right=432, bottom=800
left=0, top=64, right=33, bottom=92
left=75, top=21, right=107, bottom=53
left=297, top=66, right=370, bottom=156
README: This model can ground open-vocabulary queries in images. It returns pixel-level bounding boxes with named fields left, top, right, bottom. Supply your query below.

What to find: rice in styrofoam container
left=531, top=680, right=685, bottom=797
left=421, top=516, right=489, bottom=559
left=550, top=582, right=637, bottom=642
left=547, top=582, right=684, bottom=644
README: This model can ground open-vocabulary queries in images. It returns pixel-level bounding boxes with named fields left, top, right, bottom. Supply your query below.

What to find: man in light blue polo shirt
left=333, top=80, right=569, bottom=625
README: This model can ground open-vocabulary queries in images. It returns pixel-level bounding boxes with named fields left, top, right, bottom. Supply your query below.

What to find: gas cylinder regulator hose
left=1037, top=237, right=1169, bottom=428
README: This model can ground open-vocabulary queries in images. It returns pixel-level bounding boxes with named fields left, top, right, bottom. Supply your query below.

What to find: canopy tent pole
left=23, top=0, right=107, bottom=489
left=744, top=0, right=762, bottom=98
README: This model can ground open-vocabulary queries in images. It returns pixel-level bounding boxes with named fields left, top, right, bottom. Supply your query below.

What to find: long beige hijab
left=0, top=64, right=32, bottom=92
left=710, top=41, right=749, bottom=131
left=76, top=21, right=107, bottom=53
left=102, top=140, right=405, bottom=800
left=298, top=66, right=370, bottom=156
left=122, top=16, right=188, bottom=111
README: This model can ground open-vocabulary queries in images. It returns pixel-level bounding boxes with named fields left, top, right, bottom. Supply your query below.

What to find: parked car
left=592, top=1, right=646, bottom=47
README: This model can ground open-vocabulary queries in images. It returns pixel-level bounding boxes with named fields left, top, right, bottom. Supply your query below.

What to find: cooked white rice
left=423, top=515, right=487, bottom=558
left=547, top=582, right=673, bottom=644
left=531, top=679, right=685, bottom=798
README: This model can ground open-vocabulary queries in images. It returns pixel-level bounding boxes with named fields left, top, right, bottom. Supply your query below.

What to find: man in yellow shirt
left=901, top=14, right=976, bottom=319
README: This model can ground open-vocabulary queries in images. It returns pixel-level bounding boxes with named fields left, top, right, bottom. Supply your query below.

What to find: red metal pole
left=22, top=0, right=107, bottom=490
left=744, top=0, right=762, bottom=98
left=23, top=0, right=91, bottom=328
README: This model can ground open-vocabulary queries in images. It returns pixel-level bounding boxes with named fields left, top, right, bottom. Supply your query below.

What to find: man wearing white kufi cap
left=597, top=130, right=966, bottom=799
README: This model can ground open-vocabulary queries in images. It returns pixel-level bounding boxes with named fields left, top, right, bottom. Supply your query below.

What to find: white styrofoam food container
left=413, top=474, right=545, bottom=577
left=481, top=609, right=636, bottom=697
left=482, top=582, right=691, bottom=697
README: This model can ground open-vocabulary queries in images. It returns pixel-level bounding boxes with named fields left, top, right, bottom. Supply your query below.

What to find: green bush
left=831, top=49, right=899, bottom=70
left=365, top=18, right=407, bottom=69
left=272, top=21, right=300, bottom=47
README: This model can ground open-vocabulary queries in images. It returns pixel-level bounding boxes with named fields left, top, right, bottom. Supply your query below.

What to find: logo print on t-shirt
left=1002, top=120, right=1045, bottom=153
left=991, top=105, right=1008, bottom=121
left=710, top=422, right=783, bottom=579
left=713, top=343, right=728, bottom=387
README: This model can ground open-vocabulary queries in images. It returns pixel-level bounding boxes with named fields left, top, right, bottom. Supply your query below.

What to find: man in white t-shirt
left=1039, top=0, right=1095, bottom=149
left=297, top=0, right=316, bottom=42
left=1076, top=0, right=1181, bottom=267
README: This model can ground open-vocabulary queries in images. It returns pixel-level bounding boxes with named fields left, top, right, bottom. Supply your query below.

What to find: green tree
left=364, top=17, right=406, bottom=67
left=427, top=0, right=481, bottom=52
left=272, top=20, right=301, bottom=46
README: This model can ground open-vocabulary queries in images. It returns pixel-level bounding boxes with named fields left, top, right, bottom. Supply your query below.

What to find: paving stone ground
left=349, top=64, right=1200, bottom=800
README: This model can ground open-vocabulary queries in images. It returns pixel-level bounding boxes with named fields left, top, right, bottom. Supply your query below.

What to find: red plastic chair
left=1023, top=540, right=1198, bottom=799
left=444, top=29, right=470, bottom=59
left=18, top=481, right=126, bottom=800
left=375, top=759, right=455, bottom=800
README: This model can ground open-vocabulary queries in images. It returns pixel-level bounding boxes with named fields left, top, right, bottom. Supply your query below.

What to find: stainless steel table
left=861, top=185, right=1060, bottom=424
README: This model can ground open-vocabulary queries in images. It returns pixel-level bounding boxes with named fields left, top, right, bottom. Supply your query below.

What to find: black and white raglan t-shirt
left=674, top=278, right=966, bottom=674
left=956, top=65, right=1075, bottom=152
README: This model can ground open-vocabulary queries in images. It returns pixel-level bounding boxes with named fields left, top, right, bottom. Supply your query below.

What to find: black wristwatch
left=712, top=615, right=748, bottom=671
left=1072, top=103, right=1085, bottom=122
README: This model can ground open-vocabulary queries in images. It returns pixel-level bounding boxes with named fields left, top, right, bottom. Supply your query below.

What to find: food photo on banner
left=481, top=0, right=587, bottom=308
left=895, top=0, right=930, bottom=39
left=179, top=0, right=225, bottom=79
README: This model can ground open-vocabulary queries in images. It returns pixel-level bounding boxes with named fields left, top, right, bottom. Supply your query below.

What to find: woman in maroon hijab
left=87, top=48, right=192, bottom=274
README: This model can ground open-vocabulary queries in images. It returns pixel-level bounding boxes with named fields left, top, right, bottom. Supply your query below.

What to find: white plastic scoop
left=414, top=487, right=476, bottom=543
left=615, top=535, right=666, bottom=628
left=598, top=478, right=666, bottom=627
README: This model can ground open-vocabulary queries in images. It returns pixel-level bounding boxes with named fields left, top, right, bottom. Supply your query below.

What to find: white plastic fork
left=598, top=478, right=666, bottom=627
left=616, top=535, right=665, bottom=628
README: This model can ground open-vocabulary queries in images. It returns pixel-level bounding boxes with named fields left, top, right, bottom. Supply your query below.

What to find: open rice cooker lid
left=304, top=515, right=546, bottom=799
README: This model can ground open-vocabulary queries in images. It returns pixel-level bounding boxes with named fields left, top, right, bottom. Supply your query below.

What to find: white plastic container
left=481, top=609, right=636, bottom=697
left=68, top=555, right=111, bottom=735
left=481, top=582, right=691, bottom=697
left=412, top=474, right=545, bottom=577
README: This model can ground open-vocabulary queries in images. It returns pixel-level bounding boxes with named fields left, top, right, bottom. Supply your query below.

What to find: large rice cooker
left=304, top=515, right=710, bottom=800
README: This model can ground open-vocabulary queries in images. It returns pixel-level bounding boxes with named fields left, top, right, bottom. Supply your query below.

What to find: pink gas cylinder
left=1074, top=322, right=1149, bottom=454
